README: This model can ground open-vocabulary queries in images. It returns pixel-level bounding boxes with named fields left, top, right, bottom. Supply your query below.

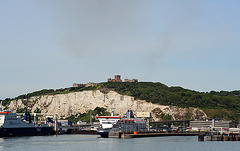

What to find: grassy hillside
left=99, top=82, right=240, bottom=120
left=1, top=82, right=240, bottom=120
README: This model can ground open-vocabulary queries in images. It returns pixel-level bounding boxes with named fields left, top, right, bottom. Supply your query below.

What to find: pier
left=206, top=134, right=240, bottom=141
left=108, top=131, right=200, bottom=138
left=150, top=119, right=193, bottom=127
left=122, top=132, right=199, bottom=138
left=109, top=132, right=240, bottom=141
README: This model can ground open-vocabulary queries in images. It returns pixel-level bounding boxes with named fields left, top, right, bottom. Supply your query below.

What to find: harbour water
left=0, top=135, right=239, bottom=151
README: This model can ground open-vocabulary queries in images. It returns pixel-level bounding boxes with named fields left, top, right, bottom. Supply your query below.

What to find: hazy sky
left=1, top=0, right=240, bottom=99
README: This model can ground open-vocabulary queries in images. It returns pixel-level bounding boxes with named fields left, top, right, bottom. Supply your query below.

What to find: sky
left=0, top=0, right=240, bottom=99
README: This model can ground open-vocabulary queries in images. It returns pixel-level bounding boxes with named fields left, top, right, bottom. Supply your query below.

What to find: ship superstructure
left=96, top=109, right=122, bottom=137
left=0, top=101, right=55, bottom=137
left=0, top=110, right=55, bottom=137
left=111, top=118, right=147, bottom=133
left=96, top=110, right=147, bottom=138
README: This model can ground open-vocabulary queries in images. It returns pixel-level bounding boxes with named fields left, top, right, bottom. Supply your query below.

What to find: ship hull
left=66, top=129, right=97, bottom=135
left=97, top=128, right=111, bottom=138
left=0, top=127, right=55, bottom=137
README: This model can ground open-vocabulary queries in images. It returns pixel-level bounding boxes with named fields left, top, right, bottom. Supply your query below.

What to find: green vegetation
left=34, top=108, right=41, bottom=113
left=66, top=107, right=110, bottom=124
left=160, top=113, right=173, bottom=121
left=2, top=82, right=240, bottom=121
left=6, top=85, right=97, bottom=101
left=16, top=107, right=27, bottom=113
left=1, top=98, right=11, bottom=106
left=98, top=82, right=240, bottom=120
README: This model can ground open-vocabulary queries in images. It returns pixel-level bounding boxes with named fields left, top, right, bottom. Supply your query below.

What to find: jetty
left=123, top=132, right=199, bottom=138
left=108, top=132, right=199, bottom=138
left=206, top=134, right=240, bottom=141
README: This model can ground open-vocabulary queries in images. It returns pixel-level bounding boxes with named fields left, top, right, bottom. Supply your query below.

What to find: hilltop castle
left=73, top=75, right=138, bottom=87
left=108, top=75, right=138, bottom=83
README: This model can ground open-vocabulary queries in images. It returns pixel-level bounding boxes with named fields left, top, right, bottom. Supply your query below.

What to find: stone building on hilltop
left=108, top=75, right=122, bottom=82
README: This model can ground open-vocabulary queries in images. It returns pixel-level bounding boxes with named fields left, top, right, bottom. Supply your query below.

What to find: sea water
left=0, top=135, right=239, bottom=151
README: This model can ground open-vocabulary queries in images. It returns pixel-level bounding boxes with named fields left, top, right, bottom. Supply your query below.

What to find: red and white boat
left=96, top=109, right=122, bottom=137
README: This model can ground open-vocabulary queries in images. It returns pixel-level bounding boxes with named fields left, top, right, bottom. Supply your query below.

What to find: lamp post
left=237, top=113, right=240, bottom=134
left=170, top=102, right=174, bottom=128
left=0, top=100, right=2, bottom=112
left=90, top=110, right=92, bottom=126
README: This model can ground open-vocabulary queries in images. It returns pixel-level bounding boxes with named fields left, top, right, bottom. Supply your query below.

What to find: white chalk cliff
left=7, top=90, right=207, bottom=121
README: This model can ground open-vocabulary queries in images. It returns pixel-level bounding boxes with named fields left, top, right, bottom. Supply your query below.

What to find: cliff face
left=7, top=90, right=207, bottom=121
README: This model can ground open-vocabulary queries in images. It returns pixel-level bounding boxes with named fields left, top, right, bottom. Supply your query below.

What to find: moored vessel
left=0, top=101, right=55, bottom=137
left=96, top=109, right=122, bottom=137
left=0, top=110, right=55, bottom=137
left=96, top=110, right=147, bottom=138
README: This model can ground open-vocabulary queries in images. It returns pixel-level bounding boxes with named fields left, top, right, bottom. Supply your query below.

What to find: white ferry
left=96, top=109, right=122, bottom=137
left=96, top=110, right=147, bottom=137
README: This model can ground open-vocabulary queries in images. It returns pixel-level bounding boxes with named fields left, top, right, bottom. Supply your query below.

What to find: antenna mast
left=0, top=100, right=2, bottom=112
